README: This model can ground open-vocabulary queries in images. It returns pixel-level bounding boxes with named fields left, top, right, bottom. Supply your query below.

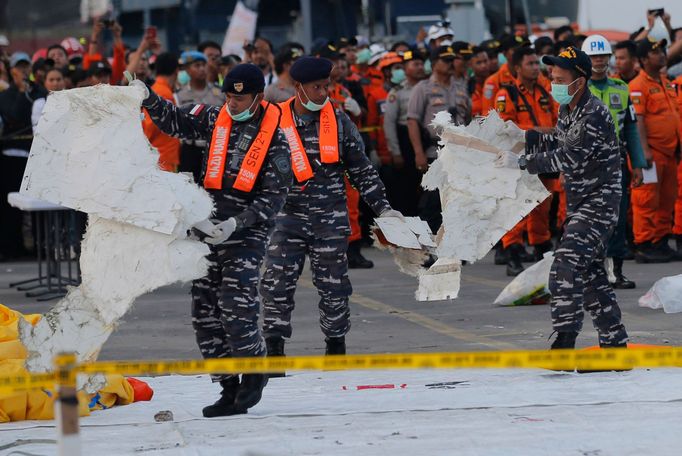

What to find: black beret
left=289, top=56, right=333, bottom=84
left=222, top=63, right=265, bottom=94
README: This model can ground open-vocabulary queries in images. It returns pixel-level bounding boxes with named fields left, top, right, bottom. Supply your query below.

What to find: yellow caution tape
left=2, top=348, right=682, bottom=394
left=0, top=372, right=57, bottom=394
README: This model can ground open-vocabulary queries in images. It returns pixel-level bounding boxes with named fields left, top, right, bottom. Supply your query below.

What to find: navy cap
left=636, top=37, right=667, bottom=59
left=222, top=63, right=265, bottom=94
left=87, top=60, right=112, bottom=77
left=401, top=48, right=426, bottom=62
left=289, top=56, right=333, bottom=83
left=542, top=46, right=592, bottom=79
left=451, top=41, right=474, bottom=60
left=430, top=45, right=456, bottom=61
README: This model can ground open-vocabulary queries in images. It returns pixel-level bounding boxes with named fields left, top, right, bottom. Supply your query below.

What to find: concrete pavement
left=1, top=247, right=680, bottom=361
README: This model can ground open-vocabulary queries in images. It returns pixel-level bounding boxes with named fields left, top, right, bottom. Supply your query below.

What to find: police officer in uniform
left=176, top=51, right=227, bottom=183
left=582, top=34, right=648, bottom=286
left=383, top=49, right=426, bottom=216
left=132, top=64, right=293, bottom=416
left=516, top=47, right=628, bottom=350
left=260, top=57, right=403, bottom=359
left=407, top=45, right=472, bottom=232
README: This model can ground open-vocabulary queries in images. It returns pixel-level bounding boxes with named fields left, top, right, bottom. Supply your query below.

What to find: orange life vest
left=278, top=98, right=339, bottom=183
left=204, top=101, right=280, bottom=192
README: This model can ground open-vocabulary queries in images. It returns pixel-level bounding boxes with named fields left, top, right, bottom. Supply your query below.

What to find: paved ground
left=0, top=247, right=680, bottom=361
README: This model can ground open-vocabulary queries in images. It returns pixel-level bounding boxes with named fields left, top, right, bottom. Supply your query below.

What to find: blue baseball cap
left=179, top=50, right=207, bottom=65
left=10, top=52, right=31, bottom=68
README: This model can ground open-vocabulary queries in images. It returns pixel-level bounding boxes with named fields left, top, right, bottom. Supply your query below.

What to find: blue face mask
left=551, top=78, right=580, bottom=105
left=228, top=96, right=259, bottom=121
left=298, top=87, right=329, bottom=112
left=356, top=48, right=372, bottom=64
left=498, top=53, right=507, bottom=66
left=177, top=70, right=190, bottom=86
left=424, top=59, right=432, bottom=75
left=390, top=68, right=406, bottom=84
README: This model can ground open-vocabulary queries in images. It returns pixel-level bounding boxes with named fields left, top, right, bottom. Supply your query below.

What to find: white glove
left=191, top=219, right=216, bottom=238
left=380, top=208, right=405, bottom=221
left=205, top=217, right=238, bottom=245
left=344, top=97, right=362, bottom=116
left=494, top=150, right=519, bottom=169
left=129, top=79, right=149, bottom=100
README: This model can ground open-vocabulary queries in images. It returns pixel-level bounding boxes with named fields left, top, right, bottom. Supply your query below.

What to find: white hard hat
left=0, top=34, right=9, bottom=47
left=367, top=43, right=387, bottom=66
left=582, top=34, right=612, bottom=56
left=427, top=25, right=455, bottom=43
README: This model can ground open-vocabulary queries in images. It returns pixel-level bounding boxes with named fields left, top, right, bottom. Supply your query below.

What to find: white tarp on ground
left=2, top=368, right=682, bottom=455
left=17, top=85, right=212, bottom=379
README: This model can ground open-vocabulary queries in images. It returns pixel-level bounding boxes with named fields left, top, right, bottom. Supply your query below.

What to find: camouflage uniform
left=143, top=90, right=293, bottom=381
left=260, top=107, right=391, bottom=340
left=524, top=89, right=628, bottom=346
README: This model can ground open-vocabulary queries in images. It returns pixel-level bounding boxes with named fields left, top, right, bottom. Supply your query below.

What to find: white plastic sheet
left=639, top=274, right=682, bottom=313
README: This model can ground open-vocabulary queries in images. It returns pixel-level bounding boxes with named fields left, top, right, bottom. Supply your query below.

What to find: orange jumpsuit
left=329, top=81, right=364, bottom=243
left=482, top=62, right=551, bottom=116
left=142, top=76, right=180, bottom=171
left=673, top=74, right=682, bottom=237
left=629, top=70, right=681, bottom=244
left=495, top=77, right=559, bottom=249
left=469, top=78, right=484, bottom=117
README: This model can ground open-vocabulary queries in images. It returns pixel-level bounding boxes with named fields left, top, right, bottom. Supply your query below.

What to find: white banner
left=222, top=1, right=258, bottom=57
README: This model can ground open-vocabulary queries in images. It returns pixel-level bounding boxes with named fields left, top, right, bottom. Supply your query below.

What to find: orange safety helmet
left=377, top=51, right=403, bottom=70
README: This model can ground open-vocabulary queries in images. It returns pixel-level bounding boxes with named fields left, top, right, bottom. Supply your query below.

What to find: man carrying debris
left=515, top=47, right=628, bottom=350
left=132, top=64, right=293, bottom=417
left=496, top=46, right=558, bottom=277
left=259, top=56, right=402, bottom=359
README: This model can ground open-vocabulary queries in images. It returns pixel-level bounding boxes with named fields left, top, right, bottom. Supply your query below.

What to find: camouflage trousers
left=260, top=217, right=353, bottom=340
left=549, top=208, right=628, bottom=345
left=191, top=227, right=268, bottom=382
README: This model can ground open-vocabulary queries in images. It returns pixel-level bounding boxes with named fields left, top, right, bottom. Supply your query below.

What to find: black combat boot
left=347, top=240, right=374, bottom=269
left=325, top=336, right=346, bottom=355
left=654, top=237, right=682, bottom=261
left=506, top=244, right=525, bottom=276
left=266, top=337, right=286, bottom=378
left=611, top=257, right=635, bottom=289
left=550, top=331, right=578, bottom=349
left=520, top=246, right=535, bottom=263
left=233, top=374, right=269, bottom=411
left=634, top=241, right=669, bottom=263
left=202, top=377, right=245, bottom=417
left=533, top=240, right=554, bottom=262
left=494, top=242, right=508, bottom=265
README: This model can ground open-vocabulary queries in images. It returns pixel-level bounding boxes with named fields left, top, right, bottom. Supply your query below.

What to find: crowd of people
left=0, top=10, right=681, bottom=415
left=3, top=12, right=681, bottom=282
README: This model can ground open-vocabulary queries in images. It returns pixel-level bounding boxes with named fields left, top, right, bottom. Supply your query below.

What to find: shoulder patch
left=484, top=84, right=495, bottom=99
left=388, top=93, right=397, bottom=103
left=189, top=104, right=205, bottom=116
left=272, top=154, right=291, bottom=175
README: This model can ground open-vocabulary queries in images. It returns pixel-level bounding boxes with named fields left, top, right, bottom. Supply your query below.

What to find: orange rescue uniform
left=142, top=76, right=181, bottom=171
left=629, top=70, right=681, bottom=244
left=673, top=74, right=682, bottom=237
left=482, top=62, right=551, bottom=115
left=495, top=77, right=559, bottom=248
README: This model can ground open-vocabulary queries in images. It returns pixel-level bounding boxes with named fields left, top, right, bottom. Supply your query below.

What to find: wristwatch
left=518, top=155, right=527, bottom=170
